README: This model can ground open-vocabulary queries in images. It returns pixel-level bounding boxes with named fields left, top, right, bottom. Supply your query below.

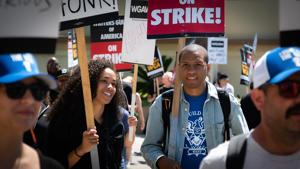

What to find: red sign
left=147, top=0, right=224, bottom=39
left=91, top=41, right=132, bottom=71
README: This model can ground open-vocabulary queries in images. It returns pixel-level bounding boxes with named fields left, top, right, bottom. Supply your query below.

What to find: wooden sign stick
left=172, top=38, right=185, bottom=117
left=76, top=27, right=100, bottom=169
left=153, top=78, right=157, bottom=96
left=129, top=64, right=139, bottom=141
left=168, top=37, right=185, bottom=159
left=156, top=77, right=160, bottom=96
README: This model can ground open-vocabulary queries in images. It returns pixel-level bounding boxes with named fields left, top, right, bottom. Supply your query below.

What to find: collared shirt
left=141, top=81, right=249, bottom=169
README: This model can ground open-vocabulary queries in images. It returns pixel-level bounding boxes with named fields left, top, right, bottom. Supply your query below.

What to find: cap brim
left=34, top=73, right=58, bottom=90
left=269, top=68, right=300, bottom=84
left=0, top=72, right=57, bottom=90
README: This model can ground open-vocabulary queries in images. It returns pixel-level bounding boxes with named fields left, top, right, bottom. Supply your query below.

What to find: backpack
left=226, top=134, right=247, bottom=169
left=161, top=89, right=231, bottom=152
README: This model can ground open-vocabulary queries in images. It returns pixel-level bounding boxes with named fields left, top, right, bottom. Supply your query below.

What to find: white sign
left=60, top=0, right=118, bottom=30
left=121, top=0, right=156, bottom=65
left=207, top=37, right=228, bottom=64
left=0, top=0, right=60, bottom=38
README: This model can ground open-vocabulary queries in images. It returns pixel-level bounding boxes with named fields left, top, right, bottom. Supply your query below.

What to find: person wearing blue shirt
left=119, top=107, right=138, bottom=169
left=141, top=44, right=249, bottom=169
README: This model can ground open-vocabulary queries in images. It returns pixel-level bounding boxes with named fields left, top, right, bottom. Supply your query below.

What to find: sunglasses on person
left=4, top=82, right=49, bottom=101
left=260, top=81, right=300, bottom=98
left=277, top=81, right=300, bottom=98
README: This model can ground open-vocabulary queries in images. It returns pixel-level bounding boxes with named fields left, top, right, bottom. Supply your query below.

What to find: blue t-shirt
left=119, top=107, right=130, bottom=169
left=120, top=108, right=130, bottom=134
left=181, top=89, right=208, bottom=169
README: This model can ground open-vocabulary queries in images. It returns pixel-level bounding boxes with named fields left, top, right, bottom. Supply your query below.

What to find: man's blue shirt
left=181, top=89, right=208, bottom=169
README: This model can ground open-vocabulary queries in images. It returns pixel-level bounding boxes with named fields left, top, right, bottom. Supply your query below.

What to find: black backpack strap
left=38, top=104, right=49, bottom=121
left=217, top=89, right=231, bottom=141
left=226, top=134, right=248, bottom=169
left=161, top=90, right=173, bottom=152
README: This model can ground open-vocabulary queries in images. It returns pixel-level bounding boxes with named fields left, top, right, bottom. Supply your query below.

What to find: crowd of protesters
left=1, top=44, right=300, bottom=169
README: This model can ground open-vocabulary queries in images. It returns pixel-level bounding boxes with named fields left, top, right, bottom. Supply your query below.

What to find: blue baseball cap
left=0, top=53, right=57, bottom=89
left=253, top=47, right=300, bottom=88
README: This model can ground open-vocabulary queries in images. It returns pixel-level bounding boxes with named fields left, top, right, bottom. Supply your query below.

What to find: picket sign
left=76, top=27, right=100, bottom=169
left=129, top=64, right=139, bottom=141
left=122, top=0, right=156, bottom=141
left=167, top=38, right=185, bottom=159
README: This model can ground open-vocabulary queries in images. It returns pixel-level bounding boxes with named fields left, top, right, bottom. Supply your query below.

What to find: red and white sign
left=90, top=16, right=132, bottom=71
left=147, top=0, right=224, bottom=39
left=91, top=41, right=132, bottom=71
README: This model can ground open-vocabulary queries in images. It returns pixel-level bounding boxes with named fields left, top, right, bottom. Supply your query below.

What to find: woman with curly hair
left=46, top=59, right=126, bottom=169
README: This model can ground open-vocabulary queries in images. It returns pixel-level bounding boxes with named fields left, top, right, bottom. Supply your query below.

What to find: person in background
left=47, top=57, right=61, bottom=79
left=215, top=72, right=235, bottom=95
left=0, top=53, right=63, bottom=169
left=46, top=59, right=125, bottom=169
left=160, top=71, right=174, bottom=94
left=147, top=76, right=163, bottom=103
left=141, top=44, right=249, bottom=169
left=240, top=82, right=261, bottom=129
left=123, top=75, right=145, bottom=131
left=46, top=57, right=62, bottom=104
left=122, top=78, right=133, bottom=110
left=122, top=75, right=145, bottom=167
left=119, top=106, right=138, bottom=169
left=200, top=47, right=300, bottom=169
left=57, top=68, right=70, bottom=91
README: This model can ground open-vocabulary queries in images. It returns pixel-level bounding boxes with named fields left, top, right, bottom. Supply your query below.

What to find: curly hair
left=47, top=59, right=126, bottom=127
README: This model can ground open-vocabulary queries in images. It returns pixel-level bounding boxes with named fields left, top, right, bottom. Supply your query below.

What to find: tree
left=135, top=55, right=173, bottom=96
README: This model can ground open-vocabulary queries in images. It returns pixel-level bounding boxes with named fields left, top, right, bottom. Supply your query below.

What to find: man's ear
left=251, top=89, right=265, bottom=112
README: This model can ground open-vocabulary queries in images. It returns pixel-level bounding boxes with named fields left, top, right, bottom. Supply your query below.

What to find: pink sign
left=147, top=0, right=224, bottom=39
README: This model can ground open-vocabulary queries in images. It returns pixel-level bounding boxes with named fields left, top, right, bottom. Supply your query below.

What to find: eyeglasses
left=4, top=82, right=49, bottom=101
left=276, top=81, right=300, bottom=98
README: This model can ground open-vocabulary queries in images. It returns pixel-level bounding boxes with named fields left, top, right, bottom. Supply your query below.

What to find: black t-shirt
left=122, top=82, right=132, bottom=104
left=159, top=85, right=174, bottom=94
left=240, top=93, right=261, bottom=129
left=39, top=153, right=65, bottom=169
left=46, top=111, right=124, bottom=169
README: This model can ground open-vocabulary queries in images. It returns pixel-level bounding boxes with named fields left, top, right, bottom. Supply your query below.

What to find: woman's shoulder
left=119, top=107, right=130, bottom=117
left=21, top=144, right=65, bottom=169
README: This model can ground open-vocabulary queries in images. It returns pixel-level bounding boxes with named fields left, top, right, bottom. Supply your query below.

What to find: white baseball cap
left=253, top=47, right=300, bottom=88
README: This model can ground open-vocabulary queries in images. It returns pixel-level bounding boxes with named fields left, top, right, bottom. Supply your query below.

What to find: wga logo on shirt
left=185, top=115, right=207, bottom=156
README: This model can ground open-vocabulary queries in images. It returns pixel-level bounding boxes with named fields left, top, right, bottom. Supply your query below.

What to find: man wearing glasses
left=141, top=44, right=249, bottom=169
left=0, top=53, right=63, bottom=169
left=200, top=47, right=300, bottom=169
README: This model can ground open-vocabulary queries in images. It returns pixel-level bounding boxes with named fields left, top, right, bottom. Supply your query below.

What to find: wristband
left=74, top=148, right=83, bottom=158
